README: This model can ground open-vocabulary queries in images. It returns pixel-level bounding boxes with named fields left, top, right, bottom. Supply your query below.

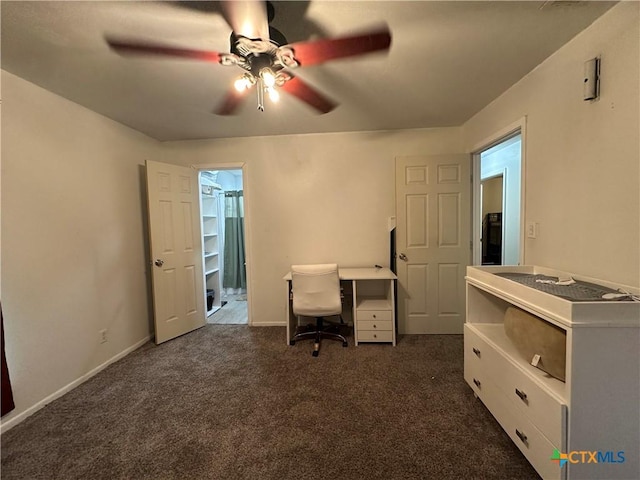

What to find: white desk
left=284, top=267, right=397, bottom=346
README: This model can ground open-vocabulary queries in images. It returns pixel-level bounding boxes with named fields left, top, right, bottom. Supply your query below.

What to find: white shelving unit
left=201, top=184, right=222, bottom=317
left=465, top=265, right=639, bottom=480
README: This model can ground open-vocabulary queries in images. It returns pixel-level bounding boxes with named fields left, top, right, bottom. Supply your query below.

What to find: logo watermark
left=551, top=449, right=625, bottom=468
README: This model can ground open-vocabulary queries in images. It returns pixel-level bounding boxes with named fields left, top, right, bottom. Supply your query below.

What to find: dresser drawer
left=357, top=330, right=394, bottom=342
left=465, top=359, right=562, bottom=480
left=495, top=352, right=566, bottom=448
left=464, top=324, right=500, bottom=375
left=464, top=324, right=566, bottom=448
left=484, top=379, right=562, bottom=480
left=464, top=348, right=487, bottom=397
left=357, top=310, right=392, bottom=322
left=358, top=320, right=393, bottom=331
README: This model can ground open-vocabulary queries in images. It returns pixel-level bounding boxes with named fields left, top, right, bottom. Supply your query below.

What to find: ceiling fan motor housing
left=229, top=30, right=292, bottom=80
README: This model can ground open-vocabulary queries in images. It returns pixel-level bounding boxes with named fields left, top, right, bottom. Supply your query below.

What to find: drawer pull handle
left=472, top=347, right=481, bottom=357
left=473, top=378, right=481, bottom=388
left=373, top=334, right=377, bottom=338
left=515, top=388, right=528, bottom=402
left=372, top=314, right=377, bottom=319
left=515, top=429, right=528, bottom=445
left=373, top=324, right=377, bottom=328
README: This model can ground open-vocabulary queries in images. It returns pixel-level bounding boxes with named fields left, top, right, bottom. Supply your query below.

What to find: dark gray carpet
left=1, top=326, right=541, bottom=479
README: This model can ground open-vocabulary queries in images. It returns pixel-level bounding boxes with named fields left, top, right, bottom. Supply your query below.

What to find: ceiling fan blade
left=286, top=26, right=391, bottom=67
left=106, top=38, right=222, bottom=62
left=280, top=77, right=336, bottom=114
left=221, top=0, right=269, bottom=40
left=214, top=88, right=250, bottom=116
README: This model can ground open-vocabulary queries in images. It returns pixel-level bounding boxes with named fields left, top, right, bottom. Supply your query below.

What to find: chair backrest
left=291, top=264, right=342, bottom=317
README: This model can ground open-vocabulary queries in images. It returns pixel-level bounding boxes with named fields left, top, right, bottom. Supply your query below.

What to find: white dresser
left=465, top=265, right=639, bottom=480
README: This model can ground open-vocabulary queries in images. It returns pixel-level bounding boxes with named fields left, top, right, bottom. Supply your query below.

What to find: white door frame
left=194, top=162, right=253, bottom=326
left=471, top=117, right=527, bottom=266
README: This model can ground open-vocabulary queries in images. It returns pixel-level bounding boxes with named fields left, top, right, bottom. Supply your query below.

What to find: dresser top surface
left=467, top=265, right=640, bottom=327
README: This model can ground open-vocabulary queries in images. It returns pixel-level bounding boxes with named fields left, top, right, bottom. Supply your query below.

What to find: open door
left=146, top=160, right=206, bottom=344
left=395, top=154, right=471, bottom=334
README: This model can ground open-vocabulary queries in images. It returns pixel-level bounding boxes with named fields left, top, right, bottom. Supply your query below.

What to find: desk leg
left=391, top=279, right=397, bottom=346
left=286, top=280, right=296, bottom=345
left=352, top=280, right=359, bottom=346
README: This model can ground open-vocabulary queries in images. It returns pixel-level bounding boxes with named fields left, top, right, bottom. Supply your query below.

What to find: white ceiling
left=1, top=1, right=615, bottom=141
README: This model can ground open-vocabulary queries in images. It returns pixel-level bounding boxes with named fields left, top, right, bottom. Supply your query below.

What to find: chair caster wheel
left=342, top=342, right=348, bottom=347
left=312, top=351, right=319, bottom=357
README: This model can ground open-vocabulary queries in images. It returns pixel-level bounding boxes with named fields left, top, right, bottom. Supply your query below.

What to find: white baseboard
left=0, top=335, right=151, bottom=435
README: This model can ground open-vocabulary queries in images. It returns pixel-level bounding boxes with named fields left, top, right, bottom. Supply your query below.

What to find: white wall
left=463, top=2, right=639, bottom=287
left=0, top=71, right=159, bottom=430
left=160, top=127, right=463, bottom=326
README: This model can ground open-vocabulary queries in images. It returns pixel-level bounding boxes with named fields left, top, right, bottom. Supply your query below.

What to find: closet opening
left=199, top=169, right=248, bottom=325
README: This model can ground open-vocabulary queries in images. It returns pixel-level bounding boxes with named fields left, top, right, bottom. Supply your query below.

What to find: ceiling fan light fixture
left=260, top=68, right=276, bottom=88
left=234, top=73, right=255, bottom=92
left=267, top=86, right=280, bottom=103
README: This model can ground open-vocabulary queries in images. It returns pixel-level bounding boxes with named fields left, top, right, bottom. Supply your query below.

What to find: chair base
left=290, top=317, right=348, bottom=356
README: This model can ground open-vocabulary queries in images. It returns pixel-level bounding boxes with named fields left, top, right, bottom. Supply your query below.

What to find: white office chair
left=290, top=264, right=348, bottom=357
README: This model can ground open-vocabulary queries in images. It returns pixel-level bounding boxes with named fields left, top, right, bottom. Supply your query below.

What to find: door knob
left=399, top=253, right=408, bottom=261
left=154, top=259, right=164, bottom=267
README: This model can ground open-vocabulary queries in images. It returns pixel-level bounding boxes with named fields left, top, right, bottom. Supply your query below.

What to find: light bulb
left=268, top=87, right=280, bottom=103
left=234, top=74, right=254, bottom=92
left=234, top=77, right=249, bottom=92
left=261, top=68, right=276, bottom=88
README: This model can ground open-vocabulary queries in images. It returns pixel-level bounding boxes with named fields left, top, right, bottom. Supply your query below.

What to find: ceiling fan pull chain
left=256, top=77, right=265, bottom=112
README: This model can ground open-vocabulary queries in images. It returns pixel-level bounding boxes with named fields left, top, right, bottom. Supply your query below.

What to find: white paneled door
left=395, top=154, right=471, bottom=334
left=146, top=160, right=205, bottom=344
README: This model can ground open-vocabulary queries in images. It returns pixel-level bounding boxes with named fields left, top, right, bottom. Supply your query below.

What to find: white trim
left=518, top=121, right=527, bottom=266
left=251, top=322, right=284, bottom=327
left=470, top=117, right=526, bottom=153
left=472, top=153, right=482, bottom=264
left=193, top=162, right=246, bottom=170
left=0, top=335, right=151, bottom=434
left=194, top=162, right=253, bottom=327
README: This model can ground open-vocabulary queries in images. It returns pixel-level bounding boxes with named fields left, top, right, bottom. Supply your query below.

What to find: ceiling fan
left=106, top=0, right=391, bottom=115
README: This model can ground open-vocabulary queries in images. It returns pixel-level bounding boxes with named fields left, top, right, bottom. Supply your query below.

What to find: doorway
left=199, top=168, right=248, bottom=325
left=473, top=131, right=523, bottom=266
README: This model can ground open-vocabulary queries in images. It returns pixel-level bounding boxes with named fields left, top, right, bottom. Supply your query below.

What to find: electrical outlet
left=99, top=329, right=108, bottom=344
left=526, top=222, right=538, bottom=239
